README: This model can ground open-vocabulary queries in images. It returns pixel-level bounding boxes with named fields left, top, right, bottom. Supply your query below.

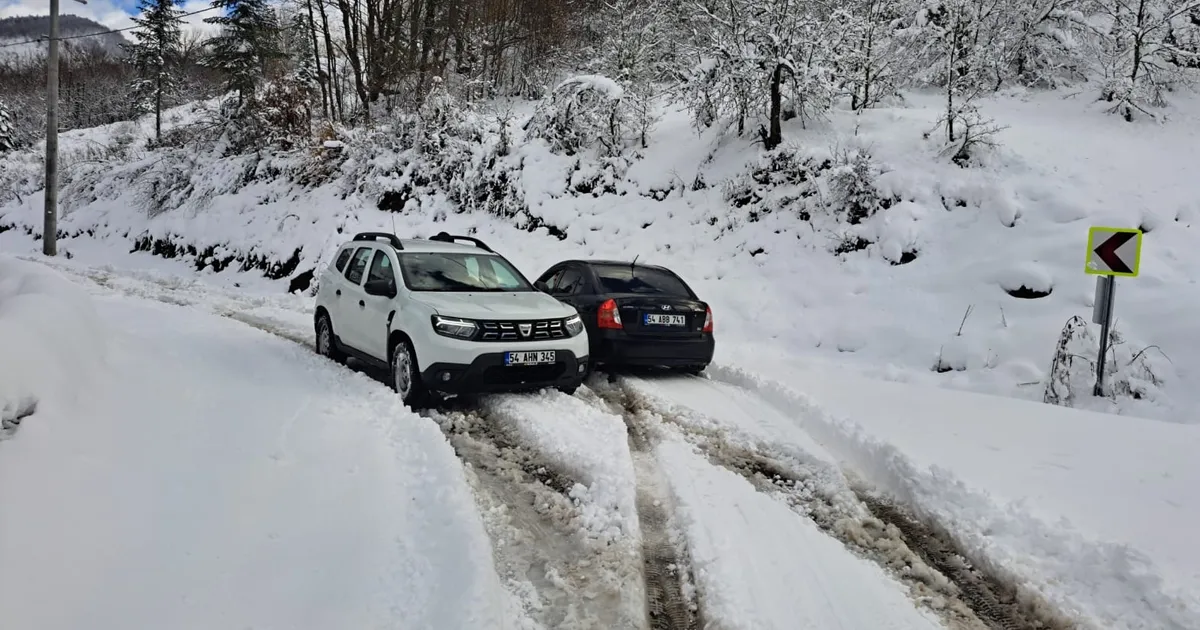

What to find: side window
left=344, top=247, right=373, bottom=285
left=539, top=268, right=564, bottom=291
left=366, top=250, right=396, bottom=287
left=334, top=247, right=352, bottom=272
left=556, top=268, right=583, bottom=295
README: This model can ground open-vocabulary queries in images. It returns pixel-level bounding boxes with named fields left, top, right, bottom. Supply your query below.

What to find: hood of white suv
left=410, top=291, right=577, bottom=320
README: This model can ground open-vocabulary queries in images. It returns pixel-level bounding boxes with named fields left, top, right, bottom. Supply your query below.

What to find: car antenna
left=390, top=213, right=399, bottom=240
left=630, top=254, right=638, bottom=277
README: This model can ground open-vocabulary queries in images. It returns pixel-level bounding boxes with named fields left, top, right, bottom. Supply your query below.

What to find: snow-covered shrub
left=1044, top=316, right=1096, bottom=406
left=722, top=148, right=833, bottom=222
left=1043, top=316, right=1172, bottom=406
left=724, top=145, right=893, bottom=227
left=828, top=147, right=887, bottom=224
left=525, top=74, right=633, bottom=156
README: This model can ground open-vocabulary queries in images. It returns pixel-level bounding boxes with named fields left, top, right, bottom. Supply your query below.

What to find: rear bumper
left=593, top=330, right=714, bottom=367
left=421, top=351, right=589, bottom=394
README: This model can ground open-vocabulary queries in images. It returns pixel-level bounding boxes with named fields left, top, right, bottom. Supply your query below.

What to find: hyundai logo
left=519, top=323, right=533, bottom=337
left=661, top=305, right=672, bottom=311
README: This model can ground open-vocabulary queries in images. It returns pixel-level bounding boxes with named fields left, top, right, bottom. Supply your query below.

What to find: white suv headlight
left=432, top=315, right=478, bottom=339
left=564, top=314, right=585, bottom=337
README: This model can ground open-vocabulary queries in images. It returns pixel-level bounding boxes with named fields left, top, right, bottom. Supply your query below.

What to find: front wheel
left=390, top=340, right=427, bottom=407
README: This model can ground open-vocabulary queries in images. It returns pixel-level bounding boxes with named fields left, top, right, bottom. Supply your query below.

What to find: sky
left=0, top=0, right=220, bottom=36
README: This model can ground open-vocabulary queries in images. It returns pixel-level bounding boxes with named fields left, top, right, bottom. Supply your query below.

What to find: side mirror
left=364, top=278, right=396, bottom=298
left=534, top=281, right=550, bottom=293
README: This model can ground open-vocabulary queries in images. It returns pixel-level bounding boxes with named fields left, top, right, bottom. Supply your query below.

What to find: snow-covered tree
left=124, top=0, right=185, bottom=144
left=525, top=74, right=633, bottom=156
left=204, top=0, right=284, bottom=106
left=593, top=0, right=675, bottom=147
left=682, top=0, right=838, bottom=149
left=0, top=98, right=16, bottom=152
left=1092, top=0, right=1200, bottom=120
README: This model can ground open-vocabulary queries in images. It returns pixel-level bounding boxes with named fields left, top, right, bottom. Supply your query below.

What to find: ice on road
left=0, top=291, right=518, bottom=630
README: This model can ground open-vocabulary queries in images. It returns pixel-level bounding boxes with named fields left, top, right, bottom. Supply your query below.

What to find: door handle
left=358, top=300, right=365, bottom=308
left=336, top=289, right=341, bottom=297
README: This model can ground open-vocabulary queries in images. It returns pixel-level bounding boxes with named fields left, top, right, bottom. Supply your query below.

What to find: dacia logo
left=519, top=323, right=533, bottom=337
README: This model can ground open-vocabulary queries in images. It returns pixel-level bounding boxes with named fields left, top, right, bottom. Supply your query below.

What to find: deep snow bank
left=0, top=291, right=522, bottom=629
left=706, top=361, right=1200, bottom=630
left=0, top=255, right=105, bottom=428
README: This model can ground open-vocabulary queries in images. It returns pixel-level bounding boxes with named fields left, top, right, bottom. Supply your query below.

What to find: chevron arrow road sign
left=1085, top=227, right=1143, bottom=277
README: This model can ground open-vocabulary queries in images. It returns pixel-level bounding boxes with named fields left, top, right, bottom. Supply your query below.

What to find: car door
left=358, top=249, right=399, bottom=361
left=338, top=245, right=375, bottom=353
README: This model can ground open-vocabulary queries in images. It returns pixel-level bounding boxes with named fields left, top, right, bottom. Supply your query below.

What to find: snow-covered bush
left=1043, top=316, right=1173, bottom=407
left=525, top=75, right=633, bottom=156
left=723, top=145, right=893, bottom=228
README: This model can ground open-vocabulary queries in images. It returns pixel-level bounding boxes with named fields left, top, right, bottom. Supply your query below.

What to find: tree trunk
left=317, top=0, right=342, bottom=120
left=765, top=64, right=783, bottom=150
left=155, top=70, right=162, bottom=144
left=305, top=0, right=330, bottom=120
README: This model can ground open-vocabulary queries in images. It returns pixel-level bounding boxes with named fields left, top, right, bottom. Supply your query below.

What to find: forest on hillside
left=1, top=0, right=1199, bottom=158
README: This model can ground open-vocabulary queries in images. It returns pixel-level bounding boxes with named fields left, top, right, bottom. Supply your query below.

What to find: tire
left=390, top=339, right=427, bottom=407
left=315, top=312, right=345, bottom=364
left=681, top=364, right=708, bottom=376
left=557, top=384, right=579, bottom=396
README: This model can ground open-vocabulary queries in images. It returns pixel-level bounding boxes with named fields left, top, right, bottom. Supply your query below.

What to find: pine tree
left=124, top=0, right=185, bottom=144
left=204, top=0, right=283, bottom=107
left=0, top=98, right=16, bottom=152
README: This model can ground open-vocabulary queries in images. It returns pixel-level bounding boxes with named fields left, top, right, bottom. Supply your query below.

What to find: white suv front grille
left=478, top=319, right=568, bottom=341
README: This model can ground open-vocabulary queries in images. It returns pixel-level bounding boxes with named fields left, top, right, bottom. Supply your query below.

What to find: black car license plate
left=644, top=313, right=686, bottom=326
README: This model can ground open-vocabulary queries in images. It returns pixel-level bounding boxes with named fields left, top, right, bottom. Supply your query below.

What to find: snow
left=0, top=270, right=521, bottom=630
left=656, top=438, right=944, bottom=630
left=4, top=87, right=1197, bottom=421
left=705, top=361, right=1200, bottom=630
left=2, top=72, right=1199, bottom=630
left=481, top=390, right=639, bottom=544
left=0, top=255, right=104, bottom=431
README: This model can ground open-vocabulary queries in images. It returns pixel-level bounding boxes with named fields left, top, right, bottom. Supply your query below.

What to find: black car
left=534, top=260, right=714, bottom=374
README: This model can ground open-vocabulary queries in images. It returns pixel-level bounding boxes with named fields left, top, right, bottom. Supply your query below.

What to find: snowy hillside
left=2, top=86, right=1198, bottom=422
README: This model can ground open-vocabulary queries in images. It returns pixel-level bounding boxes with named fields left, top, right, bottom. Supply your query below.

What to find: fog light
left=577, top=363, right=587, bottom=374
left=441, top=372, right=452, bottom=382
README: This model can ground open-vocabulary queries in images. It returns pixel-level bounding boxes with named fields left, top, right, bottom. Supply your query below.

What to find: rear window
left=334, top=247, right=353, bottom=271
left=593, top=265, right=692, bottom=297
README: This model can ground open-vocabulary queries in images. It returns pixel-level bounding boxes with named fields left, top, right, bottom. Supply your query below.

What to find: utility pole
left=43, top=0, right=87, bottom=257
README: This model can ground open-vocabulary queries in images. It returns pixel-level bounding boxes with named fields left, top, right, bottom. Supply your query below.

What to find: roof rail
left=353, top=232, right=404, bottom=250
left=429, top=232, right=493, bottom=253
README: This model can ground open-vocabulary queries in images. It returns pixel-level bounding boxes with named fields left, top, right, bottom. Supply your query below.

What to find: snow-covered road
left=2, top=256, right=1194, bottom=630
left=0, top=277, right=520, bottom=630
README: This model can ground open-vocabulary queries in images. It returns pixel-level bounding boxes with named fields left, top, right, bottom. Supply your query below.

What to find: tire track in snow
left=580, top=382, right=705, bottom=630
left=421, top=402, right=647, bottom=630
left=598, top=376, right=1078, bottom=630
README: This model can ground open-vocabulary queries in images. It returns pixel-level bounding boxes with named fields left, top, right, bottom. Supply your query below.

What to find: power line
left=0, top=5, right=220, bottom=49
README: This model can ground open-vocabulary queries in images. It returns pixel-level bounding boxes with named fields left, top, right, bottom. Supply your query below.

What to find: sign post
left=1084, top=226, right=1143, bottom=396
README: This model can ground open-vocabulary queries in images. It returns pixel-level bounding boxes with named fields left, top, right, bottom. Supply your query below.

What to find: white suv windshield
left=399, top=252, right=533, bottom=292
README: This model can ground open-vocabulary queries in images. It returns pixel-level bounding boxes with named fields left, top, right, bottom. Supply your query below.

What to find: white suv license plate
left=505, top=350, right=557, bottom=366
left=644, top=313, right=686, bottom=326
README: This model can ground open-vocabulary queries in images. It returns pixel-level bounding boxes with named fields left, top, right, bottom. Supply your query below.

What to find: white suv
left=313, top=231, right=590, bottom=406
